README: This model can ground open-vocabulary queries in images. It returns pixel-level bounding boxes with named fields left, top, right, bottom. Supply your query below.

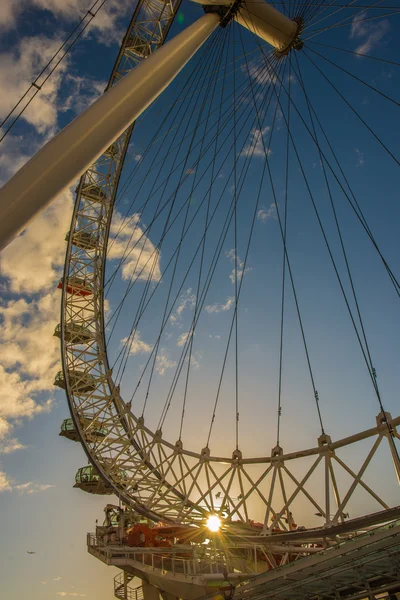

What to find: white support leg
left=236, top=0, right=299, bottom=52
left=0, top=12, right=220, bottom=251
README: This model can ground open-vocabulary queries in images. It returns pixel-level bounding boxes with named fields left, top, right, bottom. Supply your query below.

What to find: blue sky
left=0, top=0, right=399, bottom=599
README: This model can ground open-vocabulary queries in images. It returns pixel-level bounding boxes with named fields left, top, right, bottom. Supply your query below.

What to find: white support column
left=236, top=0, right=298, bottom=52
left=0, top=12, right=220, bottom=251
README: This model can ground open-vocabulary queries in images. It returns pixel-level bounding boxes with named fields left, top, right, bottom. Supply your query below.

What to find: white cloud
left=156, top=351, right=177, bottom=376
left=0, top=471, right=53, bottom=494
left=14, top=481, right=55, bottom=494
left=57, top=593, right=86, bottom=598
left=0, top=0, right=131, bottom=45
left=0, top=1, right=19, bottom=29
left=121, top=331, right=152, bottom=355
left=0, top=135, right=33, bottom=186
left=170, top=288, right=196, bottom=325
left=205, top=296, right=235, bottom=314
left=354, top=148, right=365, bottom=167
left=187, top=353, right=201, bottom=370
left=257, top=203, right=277, bottom=223
left=0, top=438, right=26, bottom=454
left=0, top=190, right=73, bottom=293
left=0, top=35, right=70, bottom=136
left=241, top=62, right=276, bottom=87
left=53, top=577, right=62, bottom=581
left=240, top=126, right=272, bottom=158
left=226, top=249, right=252, bottom=284
left=0, top=186, right=72, bottom=453
left=108, top=212, right=161, bottom=283
left=0, top=470, right=12, bottom=492
left=177, top=331, right=190, bottom=347
left=350, top=13, right=390, bottom=55
left=60, top=73, right=106, bottom=116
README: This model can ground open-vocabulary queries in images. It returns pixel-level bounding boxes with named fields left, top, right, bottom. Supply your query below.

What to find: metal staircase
left=114, top=572, right=144, bottom=600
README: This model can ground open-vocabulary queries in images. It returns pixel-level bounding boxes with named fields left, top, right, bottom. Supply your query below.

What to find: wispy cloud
left=350, top=13, right=390, bottom=55
left=170, top=288, right=196, bottom=325
left=177, top=331, right=190, bottom=347
left=0, top=472, right=54, bottom=494
left=14, top=482, right=55, bottom=494
left=240, top=126, right=272, bottom=159
left=0, top=186, right=73, bottom=457
left=257, top=203, right=277, bottom=223
left=0, top=438, right=27, bottom=454
left=0, top=1, right=131, bottom=45
left=0, top=470, right=12, bottom=492
left=205, top=296, right=235, bottom=314
left=108, top=211, right=161, bottom=283
left=156, top=351, right=177, bottom=376
left=241, top=62, right=276, bottom=87
left=121, top=330, right=152, bottom=355
left=226, top=249, right=252, bottom=284
left=354, top=147, right=365, bottom=167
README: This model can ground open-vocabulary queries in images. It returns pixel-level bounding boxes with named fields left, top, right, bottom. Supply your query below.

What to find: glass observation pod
left=80, top=184, right=107, bottom=203
left=65, top=230, right=98, bottom=251
left=53, top=369, right=97, bottom=393
left=57, top=276, right=93, bottom=297
left=125, top=34, right=151, bottom=58
left=53, top=322, right=94, bottom=344
left=59, top=417, right=107, bottom=442
left=74, top=464, right=129, bottom=495
left=74, top=465, right=113, bottom=495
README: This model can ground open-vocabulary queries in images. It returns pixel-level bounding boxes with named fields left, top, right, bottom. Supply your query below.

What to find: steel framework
left=56, top=0, right=400, bottom=535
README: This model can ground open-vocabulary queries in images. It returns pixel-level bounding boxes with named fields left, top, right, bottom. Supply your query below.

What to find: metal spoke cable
left=156, top=54, right=286, bottom=431
left=134, top=55, right=286, bottom=428
left=233, top=22, right=240, bottom=451
left=104, top=47, right=277, bottom=291
left=305, top=7, right=398, bottom=39
left=105, top=29, right=227, bottom=343
left=249, top=36, right=326, bottom=433
left=0, top=0, right=110, bottom=142
left=307, top=39, right=400, bottom=65
left=306, top=46, right=400, bottom=107
left=108, top=52, right=282, bottom=360
left=276, top=61, right=292, bottom=448
left=104, top=54, right=279, bottom=335
left=111, top=29, right=228, bottom=375
left=251, top=42, right=400, bottom=298
left=105, top=30, right=226, bottom=291
left=139, top=27, right=229, bottom=421
left=304, top=0, right=386, bottom=31
left=291, top=52, right=382, bottom=396
left=177, top=24, right=232, bottom=441
left=299, top=0, right=343, bottom=24
left=287, top=55, right=400, bottom=300
left=304, top=0, right=360, bottom=31
left=109, top=56, right=278, bottom=385
left=110, top=28, right=228, bottom=225
left=292, top=53, right=399, bottom=431
left=204, top=52, right=289, bottom=447
left=302, top=49, right=400, bottom=166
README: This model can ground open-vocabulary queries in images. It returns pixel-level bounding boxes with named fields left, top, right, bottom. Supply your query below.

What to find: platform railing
left=87, top=533, right=234, bottom=577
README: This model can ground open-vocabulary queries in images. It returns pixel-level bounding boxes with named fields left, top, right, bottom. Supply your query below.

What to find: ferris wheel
left=1, top=0, right=400, bottom=594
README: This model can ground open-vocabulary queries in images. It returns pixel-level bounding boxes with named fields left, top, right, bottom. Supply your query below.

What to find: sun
left=206, top=515, right=222, bottom=532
